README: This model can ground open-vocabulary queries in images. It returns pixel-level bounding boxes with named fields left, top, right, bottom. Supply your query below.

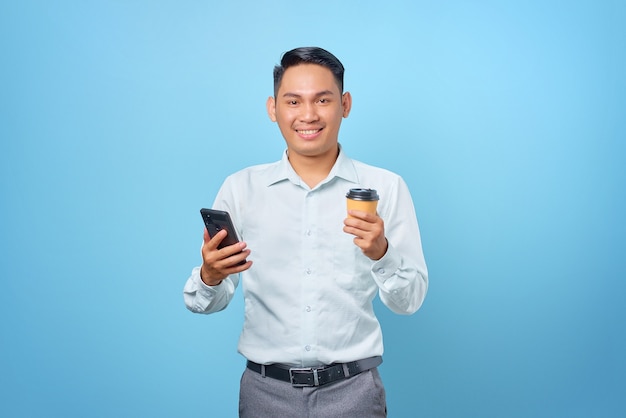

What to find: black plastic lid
left=346, top=188, right=379, bottom=201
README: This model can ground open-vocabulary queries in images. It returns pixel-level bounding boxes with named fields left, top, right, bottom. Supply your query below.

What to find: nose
left=299, top=102, right=319, bottom=123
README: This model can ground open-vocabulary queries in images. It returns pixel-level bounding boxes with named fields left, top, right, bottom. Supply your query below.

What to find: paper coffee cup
left=346, top=188, right=379, bottom=217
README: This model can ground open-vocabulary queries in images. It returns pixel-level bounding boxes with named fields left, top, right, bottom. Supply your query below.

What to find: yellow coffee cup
left=346, top=188, right=379, bottom=217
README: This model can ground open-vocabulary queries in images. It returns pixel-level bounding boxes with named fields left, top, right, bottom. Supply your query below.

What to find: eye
left=318, top=98, right=328, bottom=104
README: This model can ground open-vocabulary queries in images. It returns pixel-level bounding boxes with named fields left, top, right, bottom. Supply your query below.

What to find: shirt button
left=305, top=306, right=311, bottom=312
left=378, top=268, right=385, bottom=274
left=306, top=230, right=312, bottom=236
left=305, top=345, right=311, bottom=351
left=306, top=268, right=312, bottom=275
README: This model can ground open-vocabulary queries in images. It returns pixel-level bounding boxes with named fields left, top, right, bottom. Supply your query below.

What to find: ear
left=341, top=92, right=352, bottom=118
left=266, top=96, right=277, bottom=122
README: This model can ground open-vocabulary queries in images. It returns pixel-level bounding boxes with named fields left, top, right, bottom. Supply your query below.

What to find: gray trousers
left=239, top=367, right=387, bottom=418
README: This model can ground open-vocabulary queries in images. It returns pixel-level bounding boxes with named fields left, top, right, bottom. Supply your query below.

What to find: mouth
left=296, top=128, right=323, bottom=139
left=297, top=129, right=321, bottom=135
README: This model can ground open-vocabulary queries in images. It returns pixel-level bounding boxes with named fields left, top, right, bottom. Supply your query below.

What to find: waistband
left=246, top=356, right=383, bottom=387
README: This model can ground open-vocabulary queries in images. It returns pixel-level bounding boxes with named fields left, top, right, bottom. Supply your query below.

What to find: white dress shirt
left=183, top=147, right=428, bottom=367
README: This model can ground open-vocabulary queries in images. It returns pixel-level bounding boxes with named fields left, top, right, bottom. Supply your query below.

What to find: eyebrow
left=281, top=90, right=335, bottom=99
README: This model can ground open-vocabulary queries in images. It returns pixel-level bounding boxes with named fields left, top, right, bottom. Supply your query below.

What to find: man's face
left=267, top=64, right=351, bottom=160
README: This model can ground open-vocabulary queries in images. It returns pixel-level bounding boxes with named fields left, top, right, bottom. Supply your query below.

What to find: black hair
left=273, top=47, right=344, bottom=96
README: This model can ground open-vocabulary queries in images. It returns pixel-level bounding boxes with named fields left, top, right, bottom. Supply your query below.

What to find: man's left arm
left=344, top=177, right=428, bottom=314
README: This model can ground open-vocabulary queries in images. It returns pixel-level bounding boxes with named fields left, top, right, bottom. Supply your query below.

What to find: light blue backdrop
left=1, top=1, right=624, bottom=417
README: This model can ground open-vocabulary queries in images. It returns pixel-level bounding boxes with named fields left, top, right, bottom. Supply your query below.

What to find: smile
left=297, top=129, right=321, bottom=135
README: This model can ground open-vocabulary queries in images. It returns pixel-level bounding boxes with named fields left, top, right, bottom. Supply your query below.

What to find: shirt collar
left=265, top=144, right=359, bottom=187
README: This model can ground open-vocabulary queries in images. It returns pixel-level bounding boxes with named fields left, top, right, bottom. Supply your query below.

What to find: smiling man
left=184, top=47, right=428, bottom=417
left=267, top=61, right=352, bottom=188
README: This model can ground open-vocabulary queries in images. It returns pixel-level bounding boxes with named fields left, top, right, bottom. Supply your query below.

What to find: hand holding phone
left=200, top=208, right=247, bottom=267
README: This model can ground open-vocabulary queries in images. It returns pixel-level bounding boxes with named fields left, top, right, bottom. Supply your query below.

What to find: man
left=184, top=47, right=428, bottom=417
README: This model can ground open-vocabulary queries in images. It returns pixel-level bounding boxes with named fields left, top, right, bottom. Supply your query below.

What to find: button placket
left=301, top=190, right=319, bottom=362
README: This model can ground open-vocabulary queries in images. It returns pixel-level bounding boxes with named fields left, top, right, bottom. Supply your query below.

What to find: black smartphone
left=200, top=208, right=246, bottom=265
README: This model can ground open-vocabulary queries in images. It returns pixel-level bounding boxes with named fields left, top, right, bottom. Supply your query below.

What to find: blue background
left=1, top=1, right=625, bottom=417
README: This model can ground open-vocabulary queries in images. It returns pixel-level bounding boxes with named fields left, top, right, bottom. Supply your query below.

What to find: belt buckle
left=289, top=367, right=319, bottom=387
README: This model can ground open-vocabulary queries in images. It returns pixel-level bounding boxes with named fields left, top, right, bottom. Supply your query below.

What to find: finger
left=223, top=249, right=252, bottom=269
left=210, top=249, right=252, bottom=279
left=220, top=241, right=248, bottom=259
left=344, top=218, right=375, bottom=234
left=204, top=228, right=228, bottom=250
left=343, top=224, right=366, bottom=240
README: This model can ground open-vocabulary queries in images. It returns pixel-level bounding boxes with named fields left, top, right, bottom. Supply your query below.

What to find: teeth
left=298, top=129, right=319, bottom=135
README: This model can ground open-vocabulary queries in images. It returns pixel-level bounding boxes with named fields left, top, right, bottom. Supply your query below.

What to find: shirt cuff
left=191, top=267, right=224, bottom=309
left=198, top=275, right=225, bottom=293
left=371, top=243, right=401, bottom=284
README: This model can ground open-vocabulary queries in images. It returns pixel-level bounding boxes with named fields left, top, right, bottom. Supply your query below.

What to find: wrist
left=370, top=238, right=388, bottom=261
left=200, top=268, right=223, bottom=287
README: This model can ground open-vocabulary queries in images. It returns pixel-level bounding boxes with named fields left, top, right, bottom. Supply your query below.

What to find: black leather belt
left=246, top=356, right=382, bottom=387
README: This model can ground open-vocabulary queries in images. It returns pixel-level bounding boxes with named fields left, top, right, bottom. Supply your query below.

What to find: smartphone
left=200, top=208, right=246, bottom=265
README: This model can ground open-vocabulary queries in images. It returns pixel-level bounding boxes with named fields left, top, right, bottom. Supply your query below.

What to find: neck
left=288, top=146, right=339, bottom=188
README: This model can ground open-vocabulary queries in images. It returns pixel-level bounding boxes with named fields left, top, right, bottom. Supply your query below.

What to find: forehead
left=278, top=64, right=340, bottom=96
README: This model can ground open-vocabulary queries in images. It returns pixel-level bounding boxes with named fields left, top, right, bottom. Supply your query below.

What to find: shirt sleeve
left=183, top=266, right=239, bottom=314
left=371, top=176, right=429, bottom=315
left=183, top=176, right=242, bottom=315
